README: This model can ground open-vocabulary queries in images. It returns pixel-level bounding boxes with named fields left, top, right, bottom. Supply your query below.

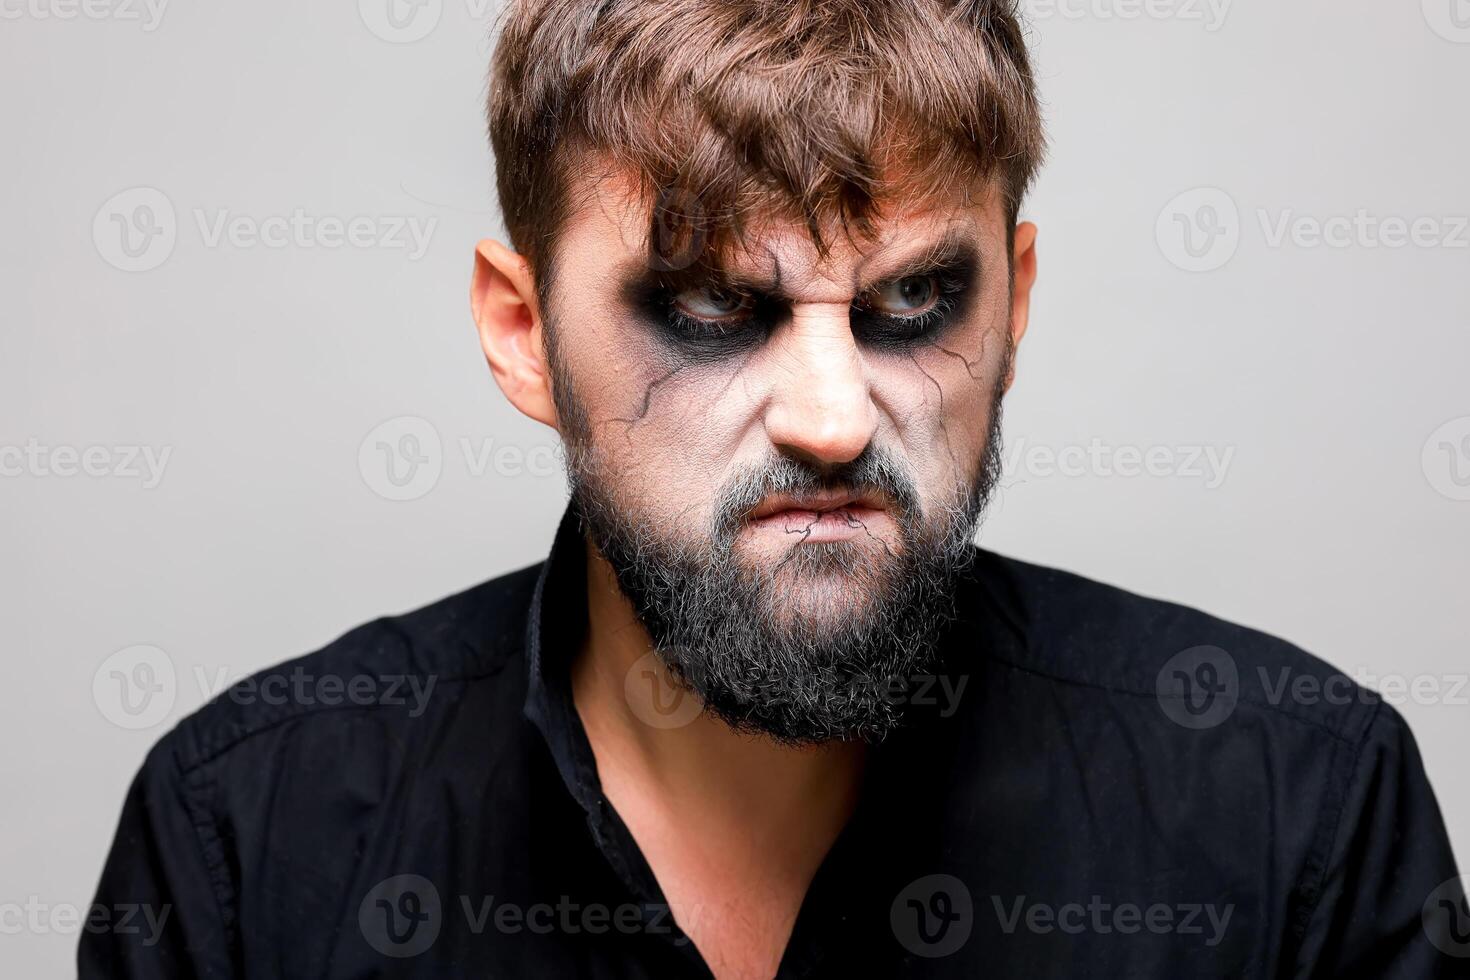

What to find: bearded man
left=83, top=1, right=1461, bottom=977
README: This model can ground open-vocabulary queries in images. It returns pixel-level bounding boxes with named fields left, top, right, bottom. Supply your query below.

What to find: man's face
left=531, top=171, right=1025, bottom=741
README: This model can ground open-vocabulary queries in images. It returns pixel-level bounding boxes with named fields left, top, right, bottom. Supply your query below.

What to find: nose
left=761, top=307, right=879, bottom=466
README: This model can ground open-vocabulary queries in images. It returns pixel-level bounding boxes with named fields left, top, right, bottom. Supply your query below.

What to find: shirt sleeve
left=1294, top=700, right=1465, bottom=978
left=78, top=738, right=236, bottom=979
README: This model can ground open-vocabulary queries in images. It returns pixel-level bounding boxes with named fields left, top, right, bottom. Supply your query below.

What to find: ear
left=1004, top=221, right=1039, bottom=394
left=470, top=238, right=558, bottom=429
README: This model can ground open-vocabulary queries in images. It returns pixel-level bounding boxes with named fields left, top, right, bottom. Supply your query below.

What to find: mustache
left=711, top=446, right=922, bottom=541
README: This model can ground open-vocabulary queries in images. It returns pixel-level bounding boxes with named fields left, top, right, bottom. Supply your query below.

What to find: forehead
left=554, top=163, right=1007, bottom=296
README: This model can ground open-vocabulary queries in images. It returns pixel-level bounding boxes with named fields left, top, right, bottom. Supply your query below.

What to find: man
left=83, top=0, right=1462, bottom=977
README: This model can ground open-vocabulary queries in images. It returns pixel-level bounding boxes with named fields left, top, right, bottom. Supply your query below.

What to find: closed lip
left=748, top=489, right=889, bottom=521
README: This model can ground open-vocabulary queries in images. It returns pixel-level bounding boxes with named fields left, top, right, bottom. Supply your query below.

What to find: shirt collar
left=522, top=503, right=603, bottom=816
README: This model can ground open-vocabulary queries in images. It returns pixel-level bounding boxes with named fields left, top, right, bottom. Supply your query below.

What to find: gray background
left=3, top=0, right=1467, bottom=972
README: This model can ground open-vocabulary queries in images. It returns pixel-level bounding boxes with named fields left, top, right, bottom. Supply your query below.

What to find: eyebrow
left=847, top=229, right=981, bottom=293
left=620, top=228, right=982, bottom=301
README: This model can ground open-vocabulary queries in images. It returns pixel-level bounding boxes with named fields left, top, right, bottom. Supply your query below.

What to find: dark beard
left=547, top=322, right=1010, bottom=744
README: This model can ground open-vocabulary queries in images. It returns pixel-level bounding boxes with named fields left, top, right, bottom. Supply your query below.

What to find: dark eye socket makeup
left=615, top=232, right=983, bottom=360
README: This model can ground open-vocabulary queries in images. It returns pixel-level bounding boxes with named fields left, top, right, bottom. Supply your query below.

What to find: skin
left=470, top=165, right=1038, bottom=979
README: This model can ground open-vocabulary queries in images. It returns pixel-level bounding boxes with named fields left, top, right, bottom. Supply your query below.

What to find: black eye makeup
left=616, top=233, right=982, bottom=359
left=622, top=275, right=778, bottom=360
left=849, top=252, right=978, bottom=351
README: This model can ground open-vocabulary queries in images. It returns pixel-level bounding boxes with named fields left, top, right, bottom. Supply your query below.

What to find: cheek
left=562, top=325, right=761, bottom=523
left=873, top=300, right=1009, bottom=495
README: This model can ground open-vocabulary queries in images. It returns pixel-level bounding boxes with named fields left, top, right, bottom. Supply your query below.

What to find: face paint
left=539, top=176, right=1018, bottom=741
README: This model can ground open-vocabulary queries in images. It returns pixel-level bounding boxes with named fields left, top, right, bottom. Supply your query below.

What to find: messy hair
left=487, top=0, right=1045, bottom=303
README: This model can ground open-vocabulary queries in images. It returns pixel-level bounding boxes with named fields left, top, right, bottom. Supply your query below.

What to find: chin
left=735, top=521, right=905, bottom=571
left=744, top=547, right=899, bottom=625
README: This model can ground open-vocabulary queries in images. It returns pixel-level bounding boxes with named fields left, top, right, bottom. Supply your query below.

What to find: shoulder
left=971, top=548, right=1383, bottom=747
left=147, top=560, right=544, bottom=777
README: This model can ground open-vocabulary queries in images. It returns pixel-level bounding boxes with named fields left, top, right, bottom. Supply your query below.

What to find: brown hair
left=487, top=0, right=1045, bottom=302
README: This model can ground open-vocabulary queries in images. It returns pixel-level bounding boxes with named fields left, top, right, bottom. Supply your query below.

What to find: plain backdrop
left=3, top=0, right=1467, bottom=973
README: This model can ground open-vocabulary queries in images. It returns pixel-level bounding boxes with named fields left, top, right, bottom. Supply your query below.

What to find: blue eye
left=864, top=274, right=938, bottom=316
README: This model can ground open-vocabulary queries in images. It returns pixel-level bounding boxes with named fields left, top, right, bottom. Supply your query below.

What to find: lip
left=744, top=490, right=892, bottom=544
left=748, top=489, right=889, bottom=521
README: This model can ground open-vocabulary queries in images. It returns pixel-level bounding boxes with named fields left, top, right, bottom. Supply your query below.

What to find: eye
left=673, top=284, right=752, bottom=321
left=864, top=274, right=939, bottom=317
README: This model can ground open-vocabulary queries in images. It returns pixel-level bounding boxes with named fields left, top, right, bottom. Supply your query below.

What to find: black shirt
left=82, top=505, right=1465, bottom=978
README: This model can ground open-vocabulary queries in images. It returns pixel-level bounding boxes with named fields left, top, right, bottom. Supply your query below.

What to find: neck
left=571, top=541, right=866, bottom=854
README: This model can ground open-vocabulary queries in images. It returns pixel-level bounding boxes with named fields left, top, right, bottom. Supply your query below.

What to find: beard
left=547, top=326, right=1010, bottom=745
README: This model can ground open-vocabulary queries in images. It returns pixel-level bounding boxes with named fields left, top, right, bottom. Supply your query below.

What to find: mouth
left=746, top=490, right=892, bottom=544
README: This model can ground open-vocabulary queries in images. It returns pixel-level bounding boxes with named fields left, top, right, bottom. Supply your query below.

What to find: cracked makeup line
left=606, top=344, right=759, bottom=438
left=849, top=511, right=900, bottom=561
left=933, top=343, right=986, bottom=381
left=608, top=364, right=683, bottom=434
left=769, top=508, right=900, bottom=568
left=906, top=350, right=963, bottom=476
